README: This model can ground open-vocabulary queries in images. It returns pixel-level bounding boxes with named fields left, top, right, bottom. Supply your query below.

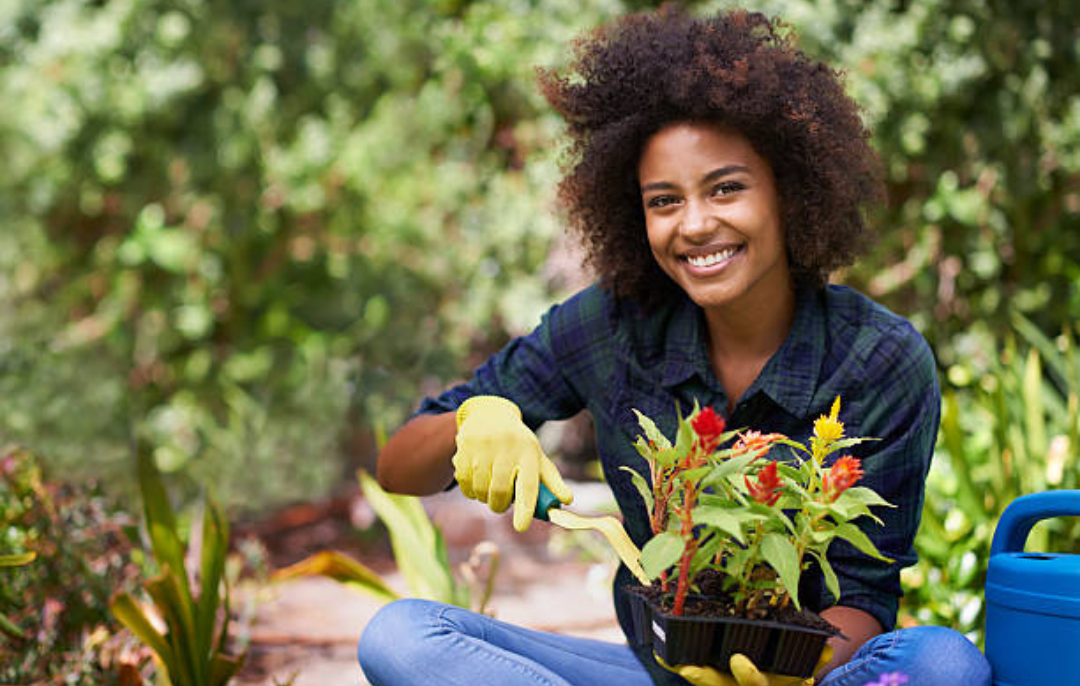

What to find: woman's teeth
left=686, top=247, right=738, bottom=267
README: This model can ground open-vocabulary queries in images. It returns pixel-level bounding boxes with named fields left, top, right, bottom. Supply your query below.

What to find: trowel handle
left=990, top=490, right=1080, bottom=556
left=534, top=482, right=562, bottom=521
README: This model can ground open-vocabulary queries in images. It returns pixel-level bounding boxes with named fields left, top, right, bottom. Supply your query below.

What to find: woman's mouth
left=680, top=245, right=743, bottom=274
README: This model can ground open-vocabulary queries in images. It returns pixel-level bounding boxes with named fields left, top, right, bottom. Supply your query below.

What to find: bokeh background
left=2, top=0, right=1079, bottom=681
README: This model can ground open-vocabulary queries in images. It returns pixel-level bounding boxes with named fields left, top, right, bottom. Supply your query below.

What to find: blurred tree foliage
left=759, top=0, right=1080, bottom=373
left=1, top=0, right=1077, bottom=511
left=0, top=0, right=623, bottom=508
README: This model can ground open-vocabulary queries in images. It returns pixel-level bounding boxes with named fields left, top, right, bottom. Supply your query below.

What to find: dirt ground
left=232, top=483, right=626, bottom=686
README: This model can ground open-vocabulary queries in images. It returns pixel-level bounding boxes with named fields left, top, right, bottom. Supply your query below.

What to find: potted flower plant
left=621, top=398, right=894, bottom=677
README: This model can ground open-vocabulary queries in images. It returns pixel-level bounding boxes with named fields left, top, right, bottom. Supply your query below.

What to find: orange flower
left=746, top=461, right=782, bottom=506
left=691, top=407, right=726, bottom=453
left=823, top=455, right=864, bottom=501
left=734, top=430, right=783, bottom=456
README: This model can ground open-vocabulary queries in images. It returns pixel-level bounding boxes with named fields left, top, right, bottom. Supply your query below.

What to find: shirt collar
left=659, top=288, right=825, bottom=419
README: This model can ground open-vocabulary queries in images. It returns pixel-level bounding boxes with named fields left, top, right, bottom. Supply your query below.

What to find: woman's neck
left=703, top=284, right=798, bottom=412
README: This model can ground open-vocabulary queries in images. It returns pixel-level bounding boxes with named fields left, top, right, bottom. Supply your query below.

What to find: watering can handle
left=990, top=490, right=1080, bottom=556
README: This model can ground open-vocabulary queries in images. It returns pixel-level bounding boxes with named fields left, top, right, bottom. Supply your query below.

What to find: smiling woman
left=638, top=123, right=791, bottom=411
left=639, top=123, right=789, bottom=315
left=362, top=6, right=991, bottom=686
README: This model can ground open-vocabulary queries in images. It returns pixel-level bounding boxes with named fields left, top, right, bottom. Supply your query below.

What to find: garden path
left=234, top=482, right=625, bottom=686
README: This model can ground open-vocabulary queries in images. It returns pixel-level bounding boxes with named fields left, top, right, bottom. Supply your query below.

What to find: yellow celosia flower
left=813, top=396, right=845, bottom=452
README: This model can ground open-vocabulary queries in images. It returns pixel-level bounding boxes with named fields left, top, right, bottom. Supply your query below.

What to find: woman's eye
left=647, top=195, right=679, bottom=209
left=712, top=181, right=745, bottom=196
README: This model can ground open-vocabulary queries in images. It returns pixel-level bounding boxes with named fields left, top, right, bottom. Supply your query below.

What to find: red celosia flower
left=823, top=455, right=864, bottom=501
left=691, top=407, right=726, bottom=453
left=746, top=461, right=782, bottom=506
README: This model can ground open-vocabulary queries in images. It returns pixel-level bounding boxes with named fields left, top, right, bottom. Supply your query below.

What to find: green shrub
left=0, top=448, right=144, bottom=685
left=901, top=316, right=1080, bottom=643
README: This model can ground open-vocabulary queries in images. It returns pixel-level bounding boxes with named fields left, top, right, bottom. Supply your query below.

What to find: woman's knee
left=900, top=626, right=992, bottom=685
left=358, top=599, right=444, bottom=674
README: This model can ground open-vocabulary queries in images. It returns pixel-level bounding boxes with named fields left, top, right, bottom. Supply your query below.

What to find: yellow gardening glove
left=655, top=647, right=833, bottom=686
left=452, top=395, right=573, bottom=532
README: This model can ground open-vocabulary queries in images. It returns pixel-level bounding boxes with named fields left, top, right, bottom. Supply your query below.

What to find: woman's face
left=638, top=121, right=791, bottom=315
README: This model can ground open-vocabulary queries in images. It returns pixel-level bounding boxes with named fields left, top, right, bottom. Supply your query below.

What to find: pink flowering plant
left=623, top=397, right=895, bottom=619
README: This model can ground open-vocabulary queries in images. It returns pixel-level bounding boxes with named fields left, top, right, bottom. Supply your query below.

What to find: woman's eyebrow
left=702, top=165, right=750, bottom=183
left=640, top=180, right=677, bottom=193
left=640, top=165, right=751, bottom=193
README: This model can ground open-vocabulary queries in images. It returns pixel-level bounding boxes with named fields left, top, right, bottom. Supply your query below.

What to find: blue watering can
left=985, top=490, right=1080, bottom=686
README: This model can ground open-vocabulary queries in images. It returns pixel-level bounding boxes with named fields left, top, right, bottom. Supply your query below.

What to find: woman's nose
left=679, top=199, right=714, bottom=239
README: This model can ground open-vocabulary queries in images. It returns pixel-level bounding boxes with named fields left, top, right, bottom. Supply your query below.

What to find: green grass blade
left=940, top=393, right=986, bottom=522
left=1023, top=348, right=1047, bottom=466
left=1012, top=312, right=1071, bottom=389
left=197, top=498, right=228, bottom=670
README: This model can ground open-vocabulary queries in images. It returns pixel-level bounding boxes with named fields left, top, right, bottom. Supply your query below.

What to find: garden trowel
left=534, top=483, right=650, bottom=584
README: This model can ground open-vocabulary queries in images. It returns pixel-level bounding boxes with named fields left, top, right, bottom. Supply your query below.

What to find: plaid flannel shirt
left=416, top=283, right=939, bottom=684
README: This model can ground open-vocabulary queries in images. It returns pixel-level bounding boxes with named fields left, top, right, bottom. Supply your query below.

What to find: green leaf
left=760, top=533, right=801, bottom=610
left=110, top=592, right=180, bottom=678
left=137, top=452, right=187, bottom=586
left=675, top=412, right=695, bottom=457
left=691, top=532, right=723, bottom=569
left=0, top=611, right=26, bottom=639
left=147, top=572, right=199, bottom=686
left=1022, top=348, right=1047, bottom=461
left=632, top=436, right=655, bottom=462
left=810, top=550, right=840, bottom=603
left=358, top=470, right=456, bottom=603
left=774, top=437, right=811, bottom=455
left=824, top=437, right=877, bottom=454
left=692, top=505, right=747, bottom=543
left=775, top=462, right=803, bottom=481
left=746, top=502, right=796, bottom=535
left=197, top=498, right=229, bottom=667
left=837, top=486, right=894, bottom=509
left=640, top=531, right=685, bottom=580
left=834, top=523, right=893, bottom=563
left=678, top=465, right=712, bottom=484
left=619, top=466, right=654, bottom=514
left=209, top=652, right=247, bottom=686
left=1012, top=311, right=1071, bottom=389
left=0, top=552, right=36, bottom=566
left=633, top=409, right=672, bottom=451
left=701, top=453, right=757, bottom=489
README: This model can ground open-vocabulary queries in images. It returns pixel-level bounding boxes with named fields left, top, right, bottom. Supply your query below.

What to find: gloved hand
left=655, top=646, right=833, bottom=686
left=452, top=395, right=573, bottom=532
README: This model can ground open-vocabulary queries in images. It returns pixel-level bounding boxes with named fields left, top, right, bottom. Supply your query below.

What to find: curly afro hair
left=538, top=5, right=885, bottom=302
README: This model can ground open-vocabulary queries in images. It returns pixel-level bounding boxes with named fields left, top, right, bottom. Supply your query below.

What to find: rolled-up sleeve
left=413, top=286, right=616, bottom=428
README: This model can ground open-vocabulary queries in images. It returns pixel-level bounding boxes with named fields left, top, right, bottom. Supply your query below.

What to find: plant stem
left=672, top=482, right=699, bottom=616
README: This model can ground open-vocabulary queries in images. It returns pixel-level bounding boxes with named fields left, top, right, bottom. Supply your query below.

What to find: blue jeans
left=358, top=599, right=992, bottom=686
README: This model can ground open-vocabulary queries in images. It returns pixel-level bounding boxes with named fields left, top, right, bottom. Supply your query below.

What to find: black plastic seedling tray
left=628, top=590, right=837, bottom=678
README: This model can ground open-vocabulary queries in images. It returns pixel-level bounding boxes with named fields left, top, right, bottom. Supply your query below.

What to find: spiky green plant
left=110, top=453, right=244, bottom=686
